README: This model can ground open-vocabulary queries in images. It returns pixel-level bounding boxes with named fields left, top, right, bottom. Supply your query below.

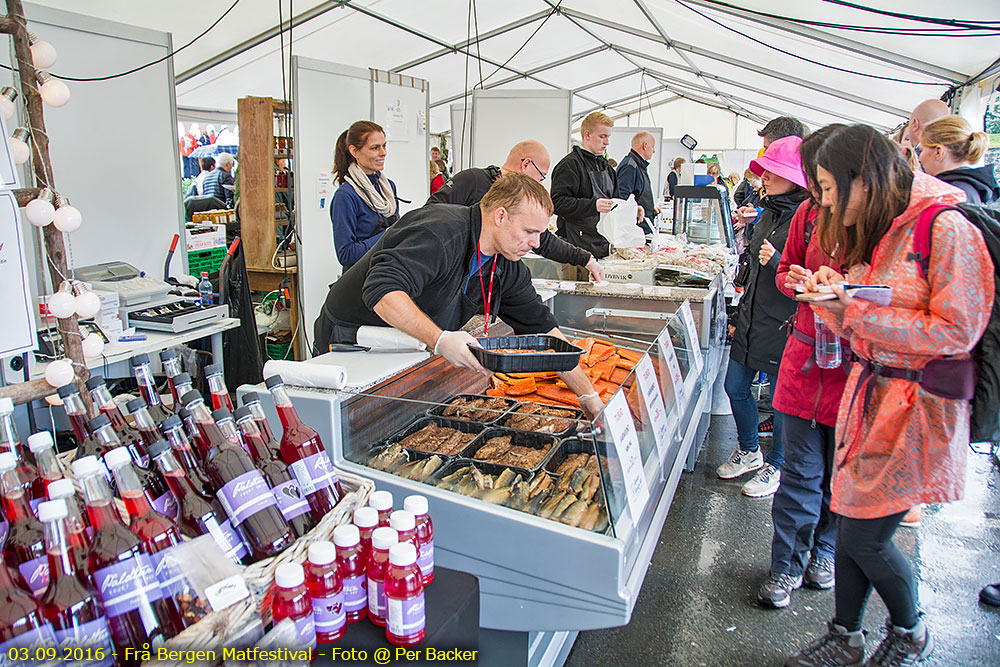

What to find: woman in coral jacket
left=786, top=125, right=992, bottom=667
left=756, top=125, right=850, bottom=611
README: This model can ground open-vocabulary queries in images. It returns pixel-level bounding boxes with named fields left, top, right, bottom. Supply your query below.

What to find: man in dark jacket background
left=616, top=131, right=657, bottom=234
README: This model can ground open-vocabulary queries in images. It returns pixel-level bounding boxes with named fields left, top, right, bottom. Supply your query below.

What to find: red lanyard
left=477, top=242, right=496, bottom=336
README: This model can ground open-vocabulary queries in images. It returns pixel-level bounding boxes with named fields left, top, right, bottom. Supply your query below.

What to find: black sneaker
left=866, top=617, right=933, bottom=666
left=758, top=571, right=802, bottom=608
left=758, top=415, right=774, bottom=437
left=804, top=556, right=835, bottom=590
left=785, top=620, right=866, bottom=666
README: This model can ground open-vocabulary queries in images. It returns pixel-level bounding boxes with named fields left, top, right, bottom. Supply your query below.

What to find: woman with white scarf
left=330, top=120, right=399, bottom=268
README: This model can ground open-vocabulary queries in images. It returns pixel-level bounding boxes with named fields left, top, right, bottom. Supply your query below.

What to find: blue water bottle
left=198, top=272, right=213, bottom=307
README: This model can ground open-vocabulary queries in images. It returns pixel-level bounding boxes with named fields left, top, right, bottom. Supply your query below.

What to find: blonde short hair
left=920, top=115, right=989, bottom=165
left=481, top=172, right=554, bottom=217
left=673, top=157, right=686, bottom=170
left=581, top=112, right=613, bottom=136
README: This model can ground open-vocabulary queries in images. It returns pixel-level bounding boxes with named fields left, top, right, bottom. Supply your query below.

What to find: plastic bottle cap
left=212, top=408, right=232, bottom=422
left=146, top=439, right=171, bottom=459
left=57, top=384, right=79, bottom=399
left=88, top=413, right=111, bottom=432
left=204, top=364, right=223, bottom=378
left=0, top=452, right=15, bottom=472
left=70, top=456, right=102, bottom=479
left=37, top=498, right=68, bottom=522
left=389, top=510, right=415, bottom=532
left=160, top=415, right=182, bottom=431
left=103, top=447, right=132, bottom=470
left=47, top=478, right=75, bottom=499
left=264, top=375, right=284, bottom=389
left=353, top=507, right=378, bottom=529
left=175, top=372, right=192, bottom=385
left=84, top=377, right=106, bottom=392
left=130, top=353, right=150, bottom=367
left=369, top=490, right=393, bottom=512
left=403, top=495, right=428, bottom=516
left=181, top=390, right=204, bottom=408
left=241, top=394, right=261, bottom=406
left=308, top=540, right=337, bottom=566
left=0, top=397, right=13, bottom=415
left=388, top=542, right=417, bottom=567
left=274, top=562, right=305, bottom=588
left=333, top=524, right=360, bottom=548
left=160, top=349, right=178, bottom=362
left=371, top=526, right=399, bottom=551
left=26, top=431, right=54, bottom=453
left=232, top=406, right=253, bottom=422
left=125, top=398, right=146, bottom=414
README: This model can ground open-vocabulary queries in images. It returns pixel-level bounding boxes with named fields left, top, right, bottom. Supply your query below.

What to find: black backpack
left=909, top=203, right=1000, bottom=443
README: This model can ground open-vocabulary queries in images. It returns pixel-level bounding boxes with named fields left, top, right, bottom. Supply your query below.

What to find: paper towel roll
left=356, top=326, right=427, bottom=351
left=262, top=360, right=347, bottom=390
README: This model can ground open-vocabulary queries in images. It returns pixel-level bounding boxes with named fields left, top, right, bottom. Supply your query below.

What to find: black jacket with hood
left=551, top=145, right=618, bottom=258
left=934, top=165, right=999, bottom=205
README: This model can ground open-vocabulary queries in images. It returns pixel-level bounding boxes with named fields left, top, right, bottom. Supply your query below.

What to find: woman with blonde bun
left=918, top=115, right=998, bottom=205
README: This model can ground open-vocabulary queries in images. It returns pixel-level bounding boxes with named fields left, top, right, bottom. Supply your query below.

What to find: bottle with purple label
left=266, top=376, right=344, bottom=519
left=71, top=456, right=169, bottom=652
left=0, top=398, right=44, bottom=506
left=0, top=452, right=47, bottom=597
left=146, top=438, right=249, bottom=565
left=272, top=563, right=316, bottom=649
left=385, top=542, right=425, bottom=647
left=181, top=392, right=293, bottom=560
left=36, top=500, right=114, bottom=667
left=158, top=416, right=213, bottom=497
left=304, top=541, right=345, bottom=643
left=240, top=394, right=279, bottom=456
left=44, top=480, right=91, bottom=581
left=0, top=558, right=57, bottom=667
left=85, top=377, right=145, bottom=464
left=404, top=496, right=434, bottom=586
left=89, top=414, right=173, bottom=517
left=212, top=408, right=252, bottom=456
left=333, top=525, right=367, bottom=623
left=233, top=407, right=314, bottom=538
left=123, top=398, right=164, bottom=468
left=366, top=526, right=398, bottom=627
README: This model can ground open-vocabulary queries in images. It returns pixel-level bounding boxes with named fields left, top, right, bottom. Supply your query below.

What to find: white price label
left=205, top=575, right=251, bottom=612
left=658, top=329, right=687, bottom=408
left=634, top=354, right=672, bottom=461
left=679, top=301, right=704, bottom=372
left=604, top=392, right=650, bottom=524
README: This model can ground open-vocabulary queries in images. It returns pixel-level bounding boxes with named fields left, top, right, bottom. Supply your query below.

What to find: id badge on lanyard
left=477, top=243, right=496, bottom=337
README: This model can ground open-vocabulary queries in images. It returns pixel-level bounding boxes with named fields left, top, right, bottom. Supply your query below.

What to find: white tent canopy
left=29, top=0, right=1000, bottom=148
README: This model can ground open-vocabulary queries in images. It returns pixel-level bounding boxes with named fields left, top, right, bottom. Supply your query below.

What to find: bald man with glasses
left=424, top=139, right=603, bottom=281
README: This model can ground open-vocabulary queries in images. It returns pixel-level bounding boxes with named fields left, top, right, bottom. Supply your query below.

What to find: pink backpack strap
left=909, top=203, right=956, bottom=280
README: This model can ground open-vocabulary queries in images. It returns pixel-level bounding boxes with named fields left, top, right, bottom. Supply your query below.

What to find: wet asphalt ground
left=566, top=416, right=1000, bottom=666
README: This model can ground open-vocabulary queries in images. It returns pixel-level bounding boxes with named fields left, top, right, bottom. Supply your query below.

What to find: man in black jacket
left=616, top=131, right=657, bottom=234
left=313, top=173, right=604, bottom=417
left=426, top=140, right=603, bottom=281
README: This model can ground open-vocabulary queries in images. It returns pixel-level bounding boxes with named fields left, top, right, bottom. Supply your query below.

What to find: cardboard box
left=185, top=224, right=227, bottom=252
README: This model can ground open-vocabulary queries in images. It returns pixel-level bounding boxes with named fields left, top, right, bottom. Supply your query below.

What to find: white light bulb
left=52, top=204, right=81, bottom=233
left=0, top=98, right=15, bottom=121
left=47, top=290, right=76, bottom=319
left=39, top=79, right=69, bottom=107
left=44, top=359, right=74, bottom=388
left=81, top=332, right=104, bottom=358
left=30, top=41, right=57, bottom=69
left=74, top=291, right=101, bottom=319
left=25, top=197, right=55, bottom=226
left=8, top=136, right=29, bottom=164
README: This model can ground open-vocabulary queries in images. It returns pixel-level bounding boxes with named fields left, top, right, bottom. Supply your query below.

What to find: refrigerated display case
left=238, top=303, right=727, bottom=667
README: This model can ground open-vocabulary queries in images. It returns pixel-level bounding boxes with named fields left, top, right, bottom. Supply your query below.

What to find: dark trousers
left=835, top=511, right=918, bottom=631
left=769, top=413, right=837, bottom=576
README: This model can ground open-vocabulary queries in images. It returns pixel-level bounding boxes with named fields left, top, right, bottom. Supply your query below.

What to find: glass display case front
left=672, top=184, right=736, bottom=247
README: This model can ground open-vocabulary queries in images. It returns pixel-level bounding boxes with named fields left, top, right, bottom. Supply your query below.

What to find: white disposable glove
left=433, top=331, right=489, bottom=374
left=577, top=392, right=604, bottom=420
left=585, top=257, right=604, bottom=282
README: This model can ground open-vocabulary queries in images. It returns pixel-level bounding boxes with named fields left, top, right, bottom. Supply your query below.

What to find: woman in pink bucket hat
left=717, top=135, right=808, bottom=500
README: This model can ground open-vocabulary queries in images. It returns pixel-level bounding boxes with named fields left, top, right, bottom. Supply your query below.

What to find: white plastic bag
left=597, top=194, right=645, bottom=249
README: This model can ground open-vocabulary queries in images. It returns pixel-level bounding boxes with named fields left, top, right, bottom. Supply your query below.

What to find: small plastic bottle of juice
left=304, top=541, right=345, bottom=643
left=404, top=495, right=434, bottom=585
left=369, top=490, right=393, bottom=527
left=333, top=524, right=367, bottom=624
left=389, top=511, right=420, bottom=562
left=352, top=507, right=377, bottom=563
left=384, top=542, right=426, bottom=647
left=366, top=526, right=398, bottom=627
left=272, top=562, right=316, bottom=649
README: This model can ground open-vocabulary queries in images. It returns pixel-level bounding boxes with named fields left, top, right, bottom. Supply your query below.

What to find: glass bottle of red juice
left=271, top=563, right=316, bottom=649
left=212, top=408, right=252, bottom=456
left=234, top=407, right=313, bottom=538
left=369, top=490, right=393, bottom=528
left=266, top=376, right=344, bottom=517
left=181, top=391, right=294, bottom=560
left=177, top=406, right=209, bottom=460
left=158, top=416, right=212, bottom=496
left=404, top=496, right=434, bottom=585
left=70, top=456, right=169, bottom=651
left=85, top=377, right=144, bottom=457
left=129, top=354, right=172, bottom=423
left=60, top=386, right=102, bottom=462
left=333, top=524, right=367, bottom=623
left=0, top=557, right=57, bottom=664
left=146, top=439, right=249, bottom=565
left=353, top=507, right=377, bottom=564
left=44, top=480, right=91, bottom=580
left=385, top=542, right=426, bottom=647
left=204, top=364, right=233, bottom=412
left=0, top=452, right=48, bottom=596
left=240, top=394, right=279, bottom=453
left=36, top=499, right=115, bottom=666
left=104, top=448, right=185, bottom=634
left=0, top=398, right=43, bottom=506
left=305, top=541, right=345, bottom=643
left=389, top=511, right=420, bottom=562
left=123, top=398, right=165, bottom=466
left=171, top=374, right=195, bottom=407
left=158, top=349, right=184, bottom=407
left=89, top=415, right=170, bottom=514
left=366, top=526, right=398, bottom=627
left=26, top=432, right=63, bottom=492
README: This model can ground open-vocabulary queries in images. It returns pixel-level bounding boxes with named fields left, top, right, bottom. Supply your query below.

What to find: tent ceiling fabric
left=29, top=0, right=1000, bottom=136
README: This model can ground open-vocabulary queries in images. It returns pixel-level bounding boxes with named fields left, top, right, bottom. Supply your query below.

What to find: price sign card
left=657, top=328, right=686, bottom=408
left=679, top=301, right=704, bottom=372
left=634, top=354, right=672, bottom=461
left=604, top=391, right=650, bottom=524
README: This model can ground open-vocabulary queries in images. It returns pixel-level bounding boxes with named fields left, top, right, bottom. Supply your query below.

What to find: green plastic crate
left=188, top=247, right=226, bottom=278
left=266, top=341, right=291, bottom=360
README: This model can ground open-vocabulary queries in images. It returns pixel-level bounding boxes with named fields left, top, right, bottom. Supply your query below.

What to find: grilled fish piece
left=528, top=472, right=552, bottom=498
left=471, top=467, right=490, bottom=490
left=579, top=471, right=601, bottom=502
left=568, top=467, right=589, bottom=495
left=580, top=502, right=602, bottom=531
left=560, top=499, right=590, bottom=527
left=495, top=468, right=518, bottom=488
left=369, top=444, right=408, bottom=471
left=438, top=466, right=472, bottom=491
left=550, top=493, right=578, bottom=521
left=413, top=455, right=444, bottom=481
left=507, top=481, right=531, bottom=510
left=478, top=485, right=513, bottom=505
left=527, top=487, right=551, bottom=514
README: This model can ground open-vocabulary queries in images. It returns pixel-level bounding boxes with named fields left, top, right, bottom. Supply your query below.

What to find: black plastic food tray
left=544, top=437, right=599, bottom=476
left=365, top=444, right=449, bottom=484
left=432, top=458, right=535, bottom=493
left=459, top=427, right=558, bottom=472
left=501, top=404, right=586, bottom=439
left=426, top=394, right=519, bottom=426
left=470, top=335, right=583, bottom=372
left=384, top=416, right=484, bottom=457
